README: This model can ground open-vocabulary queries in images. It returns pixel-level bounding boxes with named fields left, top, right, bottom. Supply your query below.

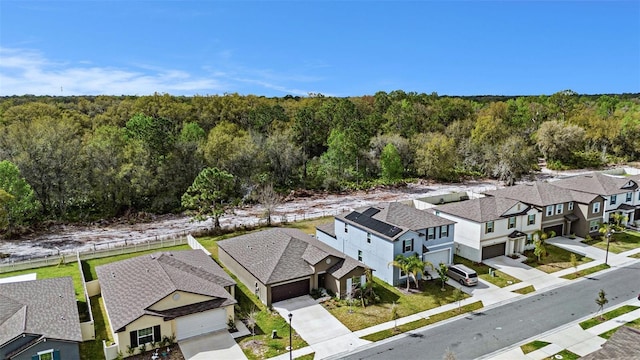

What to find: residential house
left=580, top=326, right=640, bottom=360
left=96, top=250, right=236, bottom=356
left=552, top=172, right=640, bottom=226
left=434, top=197, right=541, bottom=262
left=218, top=228, right=368, bottom=306
left=0, top=277, right=82, bottom=360
left=483, top=182, right=604, bottom=238
left=316, top=202, right=455, bottom=286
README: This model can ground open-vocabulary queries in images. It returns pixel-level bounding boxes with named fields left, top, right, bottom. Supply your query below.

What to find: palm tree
left=388, top=254, right=412, bottom=291
left=407, top=254, right=432, bottom=289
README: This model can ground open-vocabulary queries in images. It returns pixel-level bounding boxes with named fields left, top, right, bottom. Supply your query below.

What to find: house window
left=638, top=191, right=640, bottom=201
left=610, top=195, right=617, bottom=205
left=441, top=225, right=448, bottom=237
left=593, top=202, right=601, bottom=213
left=403, top=239, right=413, bottom=252
left=556, top=204, right=563, bottom=215
left=568, top=202, right=574, bottom=211
left=589, top=220, right=599, bottom=232
left=344, top=223, right=348, bottom=233
left=367, top=233, right=371, bottom=244
left=138, top=327, right=153, bottom=345
left=358, top=250, right=362, bottom=262
left=526, top=234, right=533, bottom=245
left=427, top=228, right=435, bottom=240
left=36, top=350, right=54, bottom=360
left=485, top=221, right=494, bottom=234
left=508, top=217, right=516, bottom=229
left=528, top=214, right=536, bottom=225
left=626, top=192, right=632, bottom=202
left=546, top=205, right=553, bottom=216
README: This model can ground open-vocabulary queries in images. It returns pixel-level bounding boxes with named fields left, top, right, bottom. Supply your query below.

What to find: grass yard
left=560, top=264, right=610, bottom=280
left=520, top=340, right=551, bottom=354
left=325, top=277, right=470, bottom=331
left=361, top=301, right=483, bottom=342
left=453, top=255, right=521, bottom=287
left=0, top=262, right=84, bottom=300
left=295, top=354, right=315, bottom=360
left=582, top=230, right=640, bottom=254
left=285, top=216, right=334, bottom=235
left=631, top=252, right=640, bottom=259
left=512, top=285, right=536, bottom=295
left=579, top=305, right=640, bottom=329
left=79, top=296, right=112, bottom=360
left=523, top=244, right=593, bottom=273
left=599, top=318, right=640, bottom=339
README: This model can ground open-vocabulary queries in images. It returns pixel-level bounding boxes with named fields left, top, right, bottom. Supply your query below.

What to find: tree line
left=0, top=90, right=639, bottom=237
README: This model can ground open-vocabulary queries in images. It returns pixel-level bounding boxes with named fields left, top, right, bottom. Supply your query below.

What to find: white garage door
left=424, top=249, right=451, bottom=268
left=176, top=308, right=227, bottom=340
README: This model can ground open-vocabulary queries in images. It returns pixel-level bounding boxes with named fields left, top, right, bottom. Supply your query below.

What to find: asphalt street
left=339, top=262, right=640, bottom=360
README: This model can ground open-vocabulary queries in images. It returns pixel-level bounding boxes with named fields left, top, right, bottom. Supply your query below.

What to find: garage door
left=482, top=243, right=506, bottom=260
left=423, top=249, right=451, bottom=268
left=271, top=279, right=309, bottom=303
left=176, top=308, right=227, bottom=340
left=543, top=224, right=563, bottom=237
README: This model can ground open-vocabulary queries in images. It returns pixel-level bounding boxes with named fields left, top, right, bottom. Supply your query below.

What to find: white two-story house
left=552, top=172, right=640, bottom=226
left=316, top=202, right=455, bottom=286
left=434, top=197, right=541, bottom=262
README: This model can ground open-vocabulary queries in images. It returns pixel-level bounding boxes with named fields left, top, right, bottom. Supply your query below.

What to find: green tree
left=0, top=190, right=13, bottom=232
left=320, top=129, right=359, bottom=188
left=492, top=136, right=537, bottom=186
left=380, top=143, right=403, bottom=181
left=535, top=120, right=586, bottom=164
left=534, top=238, right=547, bottom=262
left=595, top=289, right=608, bottom=319
left=390, top=301, right=399, bottom=331
left=436, top=263, right=449, bottom=291
left=0, top=160, right=39, bottom=234
left=570, top=253, right=578, bottom=273
left=414, top=133, right=459, bottom=181
left=388, top=254, right=413, bottom=291
left=203, top=121, right=257, bottom=179
left=181, top=167, right=238, bottom=230
left=452, top=288, right=464, bottom=313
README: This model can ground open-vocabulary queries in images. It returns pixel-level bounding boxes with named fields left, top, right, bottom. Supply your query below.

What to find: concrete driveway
left=272, top=295, right=370, bottom=359
left=178, top=330, right=247, bottom=360
left=483, top=255, right=567, bottom=290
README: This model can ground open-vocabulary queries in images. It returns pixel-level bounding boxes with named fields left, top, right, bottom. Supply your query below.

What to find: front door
left=318, top=273, right=326, bottom=289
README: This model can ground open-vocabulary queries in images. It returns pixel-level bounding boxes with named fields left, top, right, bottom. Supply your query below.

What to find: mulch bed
left=125, top=345, right=184, bottom=360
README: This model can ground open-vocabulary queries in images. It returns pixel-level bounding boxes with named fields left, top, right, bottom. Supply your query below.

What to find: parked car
left=447, top=264, right=478, bottom=286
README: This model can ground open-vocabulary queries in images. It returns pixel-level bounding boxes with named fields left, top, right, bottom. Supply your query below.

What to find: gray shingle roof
left=552, top=172, right=636, bottom=196
left=316, top=222, right=336, bottom=237
left=96, top=249, right=236, bottom=333
left=484, top=182, right=576, bottom=207
left=218, top=228, right=368, bottom=285
left=435, top=197, right=527, bottom=223
left=337, top=202, right=454, bottom=240
left=0, top=277, right=82, bottom=346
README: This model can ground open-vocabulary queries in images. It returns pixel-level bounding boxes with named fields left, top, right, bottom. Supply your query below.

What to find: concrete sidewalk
left=483, top=298, right=640, bottom=360
left=483, top=256, right=568, bottom=290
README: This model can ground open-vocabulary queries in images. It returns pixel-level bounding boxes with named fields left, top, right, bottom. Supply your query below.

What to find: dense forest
left=0, top=90, right=639, bottom=237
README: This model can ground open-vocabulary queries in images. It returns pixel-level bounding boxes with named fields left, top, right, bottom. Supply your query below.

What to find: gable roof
left=483, top=182, right=577, bottom=207
left=96, top=249, right=236, bottom=333
left=552, top=172, right=637, bottom=196
left=435, top=197, right=531, bottom=223
left=218, top=228, right=368, bottom=285
left=338, top=202, right=454, bottom=241
left=0, top=277, right=82, bottom=347
left=579, top=326, right=640, bottom=360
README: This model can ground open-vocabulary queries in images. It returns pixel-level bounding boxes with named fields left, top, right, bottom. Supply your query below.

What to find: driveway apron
left=178, top=330, right=247, bottom=360
left=482, top=256, right=567, bottom=290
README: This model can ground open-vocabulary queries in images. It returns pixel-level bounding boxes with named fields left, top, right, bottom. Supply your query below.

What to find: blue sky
left=1, top=1, right=639, bottom=97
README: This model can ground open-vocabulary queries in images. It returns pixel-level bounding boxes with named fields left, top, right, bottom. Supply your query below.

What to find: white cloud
left=0, top=47, right=225, bottom=96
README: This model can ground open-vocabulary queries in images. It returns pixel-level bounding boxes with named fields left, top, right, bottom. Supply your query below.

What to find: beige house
left=96, top=250, right=236, bottom=357
left=218, top=228, right=369, bottom=306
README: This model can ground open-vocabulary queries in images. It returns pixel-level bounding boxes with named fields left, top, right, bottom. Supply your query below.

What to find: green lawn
left=361, top=301, right=483, bottom=342
left=285, top=216, right=334, bottom=235
left=0, top=262, right=84, bottom=300
left=631, top=252, right=640, bottom=259
left=547, top=349, right=580, bottom=360
left=560, top=263, right=610, bottom=280
left=325, top=278, right=470, bottom=331
left=523, top=244, right=593, bottom=273
left=453, top=255, right=521, bottom=287
left=599, top=318, right=640, bottom=339
left=579, top=305, right=640, bottom=329
left=520, top=340, right=550, bottom=354
left=583, top=230, right=640, bottom=254
left=79, top=296, right=112, bottom=360
left=512, top=285, right=536, bottom=295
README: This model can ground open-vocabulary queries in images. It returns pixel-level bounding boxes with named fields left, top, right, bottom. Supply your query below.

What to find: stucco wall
left=116, top=315, right=172, bottom=354
left=149, top=291, right=213, bottom=311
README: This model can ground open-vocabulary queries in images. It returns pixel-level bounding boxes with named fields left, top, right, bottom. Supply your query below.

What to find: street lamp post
left=288, top=313, right=293, bottom=360
left=605, top=229, right=614, bottom=265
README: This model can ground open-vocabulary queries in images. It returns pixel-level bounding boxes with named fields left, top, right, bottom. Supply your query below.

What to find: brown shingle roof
left=0, top=277, right=82, bottom=346
left=337, top=202, right=454, bottom=240
left=484, top=182, right=575, bottom=207
left=218, top=228, right=368, bottom=285
left=96, top=249, right=236, bottom=333
left=579, top=326, right=640, bottom=360
left=435, top=197, right=527, bottom=223
left=552, top=172, right=636, bottom=196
